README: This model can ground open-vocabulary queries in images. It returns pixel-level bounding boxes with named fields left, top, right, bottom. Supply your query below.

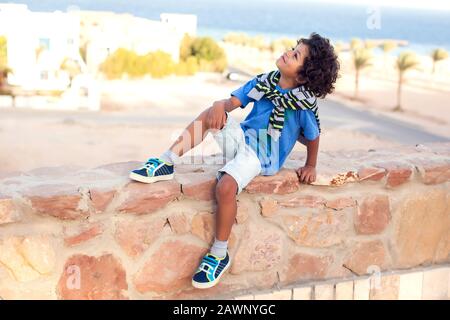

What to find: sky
left=292, top=0, right=450, bottom=11
left=4, top=0, right=450, bottom=11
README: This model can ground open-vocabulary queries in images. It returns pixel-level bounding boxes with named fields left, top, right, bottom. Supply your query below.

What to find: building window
left=79, top=87, right=88, bottom=97
left=40, top=71, right=49, bottom=80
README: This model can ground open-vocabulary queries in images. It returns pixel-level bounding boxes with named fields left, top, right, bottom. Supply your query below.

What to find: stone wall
left=0, top=142, right=449, bottom=300
left=234, top=265, right=450, bottom=300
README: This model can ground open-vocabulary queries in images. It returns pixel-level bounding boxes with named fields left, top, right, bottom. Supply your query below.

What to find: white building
left=0, top=3, right=100, bottom=110
left=0, top=3, right=86, bottom=90
left=77, top=11, right=197, bottom=74
left=0, top=4, right=197, bottom=110
left=160, top=13, right=197, bottom=37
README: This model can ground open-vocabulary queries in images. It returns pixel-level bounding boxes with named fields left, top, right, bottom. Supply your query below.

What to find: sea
left=9, top=0, right=450, bottom=55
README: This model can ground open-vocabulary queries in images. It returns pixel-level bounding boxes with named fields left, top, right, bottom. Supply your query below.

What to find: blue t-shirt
left=231, top=77, right=320, bottom=176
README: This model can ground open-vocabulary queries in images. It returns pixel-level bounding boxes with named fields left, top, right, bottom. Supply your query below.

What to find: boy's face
left=276, top=42, right=309, bottom=85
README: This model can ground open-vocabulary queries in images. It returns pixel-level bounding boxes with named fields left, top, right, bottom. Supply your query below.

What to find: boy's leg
left=191, top=173, right=237, bottom=289
left=207, top=173, right=237, bottom=259
left=130, top=109, right=223, bottom=183
left=214, top=173, right=238, bottom=241
left=192, top=144, right=261, bottom=289
left=216, top=173, right=238, bottom=241
left=164, top=108, right=222, bottom=160
left=191, top=112, right=261, bottom=289
left=210, top=143, right=261, bottom=252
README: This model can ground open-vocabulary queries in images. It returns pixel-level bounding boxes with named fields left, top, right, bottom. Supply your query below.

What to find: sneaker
left=129, top=157, right=174, bottom=183
left=192, top=251, right=231, bottom=289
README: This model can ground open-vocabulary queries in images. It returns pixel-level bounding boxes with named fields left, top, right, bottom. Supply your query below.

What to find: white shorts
left=212, top=112, right=262, bottom=194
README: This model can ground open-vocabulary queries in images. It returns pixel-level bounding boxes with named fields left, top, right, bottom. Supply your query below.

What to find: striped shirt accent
left=247, top=70, right=321, bottom=141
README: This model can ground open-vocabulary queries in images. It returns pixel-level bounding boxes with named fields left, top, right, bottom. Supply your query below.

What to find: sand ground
left=2, top=44, right=450, bottom=175
left=0, top=72, right=403, bottom=174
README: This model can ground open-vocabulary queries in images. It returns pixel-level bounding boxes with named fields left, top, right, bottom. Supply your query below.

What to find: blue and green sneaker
left=129, top=157, right=174, bottom=183
left=192, top=251, right=231, bottom=289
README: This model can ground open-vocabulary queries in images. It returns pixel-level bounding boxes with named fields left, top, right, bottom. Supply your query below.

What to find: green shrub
left=223, top=32, right=250, bottom=46
left=175, top=56, right=198, bottom=76
left=0, top=36, right=9, bottom=88
left=100, top=48, right=136, bottom=79
left=224, top=32, right=269, bottom=49
left=180, top=35, right=227, bottom=73
left=100, top=35, right=227, bottom=79
left=147, top=50, right=175, bottom=78
left=0, top=36, right=7, bottom=68
left=191, top=38, right=225, bottom=60
left=100, top=48, right=175, bottom=79
left=180, top=34, right=195, bottom=61
left=270, top=37, right=297, bottom=53
left=248, top=35, right=268, bottom=50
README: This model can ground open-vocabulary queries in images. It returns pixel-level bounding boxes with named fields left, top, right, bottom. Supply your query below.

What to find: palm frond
left=396, top=51, right=420, bottom=72
left=431, top=48, right=449, bottom=62
left=353, top=48, right=373, bottom=70
left=380, top=40, right=397, bottom=53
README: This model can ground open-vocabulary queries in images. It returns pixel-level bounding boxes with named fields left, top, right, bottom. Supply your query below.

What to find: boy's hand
left=296, top=165, right=316, bottom=184
left=206, top=101, right=227, bottom=130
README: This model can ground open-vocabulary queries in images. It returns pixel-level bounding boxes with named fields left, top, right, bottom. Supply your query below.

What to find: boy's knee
left=216, top=174, right=238, bottom=199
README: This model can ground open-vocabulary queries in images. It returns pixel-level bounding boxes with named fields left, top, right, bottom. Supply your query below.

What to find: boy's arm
left=206, top=96, right=243, bottom=129
left=304, top=135, right=320, bottom=168
left=297, top=134, right=320, bottom=167
left=216, top=96, right=243, bottom=113
left=296, top=135, right=320, bottom=183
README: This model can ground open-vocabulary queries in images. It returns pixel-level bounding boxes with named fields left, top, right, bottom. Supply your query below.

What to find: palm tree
left=364, top=40, right=377, bottom=50
left=430, top=48, right=449, bottom=74
left=381, top=40, right=397, bottom=53
left=352, top=48, right=372, bottom=99
left=350, top=38, right=363, bottom=51
left=380, top=40, right=397, bottom=69
left=394, top=52, right=420, bottom=112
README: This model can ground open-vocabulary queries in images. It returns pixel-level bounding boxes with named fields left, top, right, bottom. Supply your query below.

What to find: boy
left=129, top=32, right=339, bottom=289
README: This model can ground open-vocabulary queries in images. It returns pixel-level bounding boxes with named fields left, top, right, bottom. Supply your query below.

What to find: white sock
left=159, top=150, right=179, bottom=165
left=210, top=237, right=228, bottom=258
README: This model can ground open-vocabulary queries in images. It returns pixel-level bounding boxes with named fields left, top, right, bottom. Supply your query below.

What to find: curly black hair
left=297, top=32, right=340, bottom=98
